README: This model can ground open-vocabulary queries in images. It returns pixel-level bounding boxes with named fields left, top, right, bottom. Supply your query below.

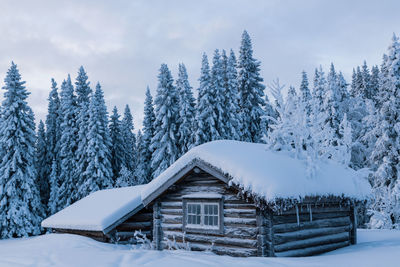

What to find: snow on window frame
left=182, top=197, right=224, bottom=234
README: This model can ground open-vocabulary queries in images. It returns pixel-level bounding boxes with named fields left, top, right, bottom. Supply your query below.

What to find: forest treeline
left=0, top=31, right=399, bottom=238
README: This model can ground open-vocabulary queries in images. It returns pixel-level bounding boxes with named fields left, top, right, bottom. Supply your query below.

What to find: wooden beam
left=103, top=203, right=145, bottom=234
left=350, top=204, right=357, bottom=245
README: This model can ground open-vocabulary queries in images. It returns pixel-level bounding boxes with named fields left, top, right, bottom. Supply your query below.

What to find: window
left=183, top=199, right=222, bottom=233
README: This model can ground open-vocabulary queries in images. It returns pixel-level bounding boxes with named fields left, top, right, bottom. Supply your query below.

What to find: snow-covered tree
left=195, top=53, right=218, bottom=145
left=141, top=87, right=156, bottom=182
left=150, top=64, right=179, bottom=178
left=55, top=76, right=78, bottom=212
left=176, top=63, right=196, bottom=155
left=299, top=71, right=312, bottom=112
left=369, top=34, right=400, bottom=229
left=109, top=106, right=124, bottom=183
left=237, top=30, right=266, bottom=143
left=134, top=130, right=148, bottom=185
left=35, top=120, right=49, bottom=211
left=79, top=83, right=113, bottom=195
left=210, top=49, right=227, bottom=139
left=121, top=105, right=136, bottom=172
left=74, top=67, right=92, bottom=201
left=222, top=49, right=242, bottom=140
left=0, top=62, right=43, bottom=238
left=45, top=79, right=61, bottom=211
left=116, top=165, right=134, bottom=187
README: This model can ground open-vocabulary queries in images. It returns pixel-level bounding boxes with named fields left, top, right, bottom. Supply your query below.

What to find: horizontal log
left=124, top=213, right=153, bottom=222
left=161, top=214, right=182, bottom=224
left=273, top=217, right=351, bottom=233
left=273, top=211, right=349, bottom=224
left=274, top=225, right=351, bottom=245
left=275, top=240, right=350, bottom=257
left=162, top=223, right=183, bottom=231
left=161, top=202, right=182, bottom=209
left=274, top=232, right=349, bottom=252
left=224, top=217, right=257, bottom=227
left=161, top=241, right=257, bottom=257
left=115, top=230, right=152, bottom=238
left=163, top=231, right=257, bottom=249
left=116, top=221, right=152, bottom=231
left=161, top=208, right=183, bottom=215
left=278, top=205, right=350, bottom=215
left=224, top=203, right=256, bottom=209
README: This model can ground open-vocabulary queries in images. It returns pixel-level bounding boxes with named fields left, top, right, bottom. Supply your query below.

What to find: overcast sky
left=0, top=0, right=398, bottom=128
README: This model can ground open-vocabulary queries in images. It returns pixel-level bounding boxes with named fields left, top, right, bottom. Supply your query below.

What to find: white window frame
left=186, top=202, right=220, bottom=229
left=182, top=198, right=224, bottom=234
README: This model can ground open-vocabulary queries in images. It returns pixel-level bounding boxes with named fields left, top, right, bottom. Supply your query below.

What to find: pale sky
left=0, top=0, right=398, bottom=129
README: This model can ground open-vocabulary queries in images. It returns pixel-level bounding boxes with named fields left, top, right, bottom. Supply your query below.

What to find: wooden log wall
left=54, top=229, right=108, bottom=242
left=272, top=203, right=352, bottom=257
left=158, top=169, right=259, bottom=257
left=114, top=207, right=153, bottom=244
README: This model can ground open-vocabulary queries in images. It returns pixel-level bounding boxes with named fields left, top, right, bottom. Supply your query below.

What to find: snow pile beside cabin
left=142, top=140, right=370, bottom=203
left=42, top=185, right=145, bottom=231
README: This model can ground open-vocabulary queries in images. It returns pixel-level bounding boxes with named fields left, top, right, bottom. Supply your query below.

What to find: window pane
left=205, top=205, right=208, bottom=214
left=214, top=205, right=218, bottom=215
left=213, top=216, right=218, bottom=226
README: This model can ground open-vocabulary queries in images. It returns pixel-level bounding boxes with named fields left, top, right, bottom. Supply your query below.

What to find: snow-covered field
left=0, top=229, right=398, bottom=267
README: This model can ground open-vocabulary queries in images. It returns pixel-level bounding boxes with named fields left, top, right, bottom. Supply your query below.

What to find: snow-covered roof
left=142, top=140, right=370, bottom=205
left=42, top=185, right=145, bottom=232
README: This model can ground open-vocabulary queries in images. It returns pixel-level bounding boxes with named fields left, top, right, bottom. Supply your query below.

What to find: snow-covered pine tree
left=150, top=64, right=180, bottom=178
left=110, top=106, right=125, bottom=184
left=116, top=165, right=134, bottom=187
left=176, top=63, right=196, bottom=155
left=79, top=83, right=113, bottom=195
left=35, top=120, right=49, bottom=211
left=361, top=61, right=372, bottom=99
left=299, top=71, right=312, bottom=109
left=210, top=49, right=227, bottom=139
left=121, top=105, right=136, bottom=172
left=141, top=87, right=156, bottom=182
left=56, top=76, right=78, bottom=212
left=0, top=62, right=43, bottom=238
left=222, top=49, right=242, bottom=140
left=369, top=34, right=400, bottom=229
left=195, top=53, right=218, bottom=145
left=134, top=130, right=148, bottom=185
left=74, top=66, right=92, bottom=201
left=237, top=30, right=266, bottom=143
left=45, top=79, right=61, bottom=212
left=370, top=65, right=380, bottom=104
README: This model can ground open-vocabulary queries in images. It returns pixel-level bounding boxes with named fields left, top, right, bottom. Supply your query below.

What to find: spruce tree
left=35, top=120, right=49, bottom=211
left=237, top=30, right=266, bottom=143
left=223, top=49, right=242, bottom=140
left=74, top=66, right=92, bottom=201
left=142, top=87, right=156, bottom=182
left=0, top=62, right=43, bottom=238
left=45, top=79, right=61, bottom=212
left=110, top=106, right=124, bottom=183
left=56, top=76, right=78, bottom=212
left=176, top=63, right=196, bottom=155
left=150, top=64, right=180, bottom=178
left=369, top=34, right=400, bottom=228
left=210, top=49, right=227, bottom=139
left=195, top=53, right=218, bottom=145
left=299, top=71, right=312, bottom=115
left=134, top=130, right=148, bottom=184
left=121, top=105, right=136, bottom=172
left=80, top=83, right=113, bottom=195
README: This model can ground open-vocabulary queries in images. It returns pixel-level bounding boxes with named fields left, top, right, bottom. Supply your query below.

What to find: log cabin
left=141, top=140, right=370, bottom=257
left=42, top=140, right=370, bottom=257
left=42, top=185, right=153, bottom=243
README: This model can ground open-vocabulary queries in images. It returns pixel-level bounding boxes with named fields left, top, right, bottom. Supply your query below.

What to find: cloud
left=0, top=0, right=398, bottom=129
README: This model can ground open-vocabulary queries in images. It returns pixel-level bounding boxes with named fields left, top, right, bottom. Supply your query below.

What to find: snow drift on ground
left=42, top=185, right=145, bottom=231
left=142, top=140, right=371, bottom=203
left=0, top=230, right=398, bottom=267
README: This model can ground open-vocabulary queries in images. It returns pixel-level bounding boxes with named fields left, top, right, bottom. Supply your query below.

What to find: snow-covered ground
left=0, top=229, right=398, bottom=267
